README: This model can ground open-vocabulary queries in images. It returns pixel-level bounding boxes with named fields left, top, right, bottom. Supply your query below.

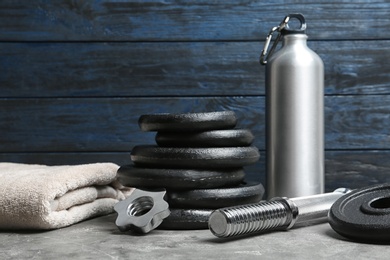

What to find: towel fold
left=0, top=162, right=133, bottom=230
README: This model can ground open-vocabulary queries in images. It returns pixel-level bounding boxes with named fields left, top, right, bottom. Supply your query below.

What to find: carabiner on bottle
left=259, top=15, right=290, bottom=65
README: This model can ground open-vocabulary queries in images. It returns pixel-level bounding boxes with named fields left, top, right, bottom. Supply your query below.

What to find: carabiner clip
left=259, top=15, right=290, bottom=65
left=259, top=27, right=282, bottom=65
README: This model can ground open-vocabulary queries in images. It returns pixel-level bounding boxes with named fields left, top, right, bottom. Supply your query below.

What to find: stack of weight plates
left=118, top=111, right=264, bottom=229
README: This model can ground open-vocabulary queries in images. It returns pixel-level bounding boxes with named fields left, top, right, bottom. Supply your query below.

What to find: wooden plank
left=2, top=41, right=390, bottom=97
left=0, top=42, right=263, bottom=97
left=1, top=95, right=390, bottom=152
left=325, top=150, right=390, bottom=191
left=0, top=1, right=388, bottom=41
left=0, top=96, right=264, bottom=152
left=325, top=95, right=390, bottom=150
left=1, top=150, right=389, bottom=191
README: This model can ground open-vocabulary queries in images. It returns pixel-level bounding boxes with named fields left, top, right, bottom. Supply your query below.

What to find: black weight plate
left=138, top=111, right=237, bottom=132
left=158, top=209, right=212, bottom=230
left=329, top=183, right=390, bottom=242
left=166, top=181, right=264, bottom=209
left=131, top=145, right=260, bottom=169
left=155, top=129, right=254, bottom=147
left=117, top=165, right=245, bottom=190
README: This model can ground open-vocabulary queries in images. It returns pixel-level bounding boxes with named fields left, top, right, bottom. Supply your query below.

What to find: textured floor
left=0, top=214, right=389, bottom=259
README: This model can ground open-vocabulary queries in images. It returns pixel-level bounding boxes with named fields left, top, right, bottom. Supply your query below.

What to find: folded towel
left=0, top=162, right=133, bottom=230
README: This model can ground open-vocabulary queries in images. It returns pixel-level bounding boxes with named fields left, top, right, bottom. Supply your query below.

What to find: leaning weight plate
left=155, top=129, right=254, bottom=147
left=158, top=208, right=212, bottom=230
left=138, top=111, right=237, bottom=132
left=131, top=146, right=260, bottom=169
left=328, top=183, right=390, bottom=242
left=117, top=165, right=245, bottom=190
left=166, top=181, right=265, bottom=209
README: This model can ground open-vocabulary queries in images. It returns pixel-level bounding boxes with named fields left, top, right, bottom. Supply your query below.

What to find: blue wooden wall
left=1, top=0, right=390, bottom=191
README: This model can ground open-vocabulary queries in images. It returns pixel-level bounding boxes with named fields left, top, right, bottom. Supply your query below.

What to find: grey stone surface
left=0, top=214, right=389, bottom=259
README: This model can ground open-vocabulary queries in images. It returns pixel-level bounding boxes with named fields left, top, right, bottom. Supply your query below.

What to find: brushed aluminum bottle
left=265, top=16, right=324, bottom=199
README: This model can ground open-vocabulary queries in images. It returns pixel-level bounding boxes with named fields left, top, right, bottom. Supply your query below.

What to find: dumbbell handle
left=208, top=188, right=351, bottom=238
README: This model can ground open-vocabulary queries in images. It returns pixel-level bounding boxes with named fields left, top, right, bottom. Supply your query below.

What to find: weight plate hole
left=370, top=197, right=390, bottom=209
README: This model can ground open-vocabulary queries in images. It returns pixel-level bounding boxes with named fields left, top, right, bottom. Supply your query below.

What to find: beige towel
left=0, top=162, right=133, bottom=230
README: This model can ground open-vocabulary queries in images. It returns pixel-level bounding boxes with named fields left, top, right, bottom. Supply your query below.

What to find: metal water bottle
left=260, top=14, right=324, bottom=198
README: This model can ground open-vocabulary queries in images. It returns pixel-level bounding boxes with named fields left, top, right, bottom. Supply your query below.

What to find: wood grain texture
left=0, top=97, right=264, bottom=152
left=2, top=40, right=390, bottom=97
left=1, top=0, right=390, bottom=191
left=0, top=42, right=263, bottom=97
left=325, top=95, right=390, bottom=149
left=1, top=95, right=390, bottom=152
left=325, top=150, right=390, bottom=191
left=0, top=0, right=388, bottom=41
